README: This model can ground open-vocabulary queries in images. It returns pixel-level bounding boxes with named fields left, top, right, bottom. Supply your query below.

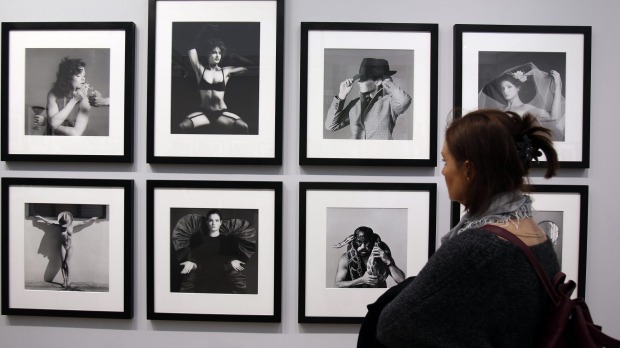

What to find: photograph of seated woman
left=479, top=61, right=566, bottom=141
left=170, top=22, right=259, bottom=135
left=370, top=109, right=561, bottom=347
left=172, top=209, right=257, bottom=294
left=25, top=48, right=111, bottom=136
left=41, top=58, right=92, bottom=136
left=177, top=38, right=251, bottom=134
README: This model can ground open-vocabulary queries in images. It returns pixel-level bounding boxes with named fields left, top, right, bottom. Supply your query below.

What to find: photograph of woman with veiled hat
left=478, top=51, right=566, bottom=141
left=322, top=49, right=414, bottom=140
left=326, top=207, right=407, bottom=289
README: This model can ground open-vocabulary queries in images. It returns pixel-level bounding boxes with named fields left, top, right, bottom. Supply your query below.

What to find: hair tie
left=516, top=134, right=542, bottom=165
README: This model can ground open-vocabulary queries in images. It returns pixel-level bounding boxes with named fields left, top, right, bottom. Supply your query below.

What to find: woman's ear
left=463, top=160, right=475, bottom=181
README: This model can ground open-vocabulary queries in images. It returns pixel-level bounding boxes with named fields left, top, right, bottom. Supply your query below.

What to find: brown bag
left=482, top=225, right=620, bottom=348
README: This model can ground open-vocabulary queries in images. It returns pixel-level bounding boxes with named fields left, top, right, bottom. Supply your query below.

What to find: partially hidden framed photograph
left=1, top=178, right=134, bottom=318
left=300, top=22, right=438, bottom=166
left=450, top=185, right=588, bottom=297
left=454, top=24, right=591, bottom=168
left=147, top=180, right=282, bottom=321
left=299, top=182, right=437, bottom=323
left=1, top=22, right=135, bottom=162
left=147, top=0, right=284, bottom=164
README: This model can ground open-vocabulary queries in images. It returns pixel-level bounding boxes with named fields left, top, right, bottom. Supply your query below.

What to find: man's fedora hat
left=353, top=58, right=397, bottom=81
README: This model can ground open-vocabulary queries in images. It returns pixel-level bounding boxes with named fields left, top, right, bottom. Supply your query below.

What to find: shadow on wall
left=32, top=218, right=63, bottom=282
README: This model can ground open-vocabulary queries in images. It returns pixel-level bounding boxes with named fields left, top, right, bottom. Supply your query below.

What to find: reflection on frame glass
left=300, top=22, right=438, bottom=166
left=454, top=24, right=591, bottom=168
left=299, top=182, right=437, bottom=323
left=1, top=178, right=134, bottom=318
left=450, top=185, right=588, bottom=297
left=1, top=22, right=135, bottom=162
left=147, top=180, right=282, bottom=322
left=146, top=0, right=284, bottom=164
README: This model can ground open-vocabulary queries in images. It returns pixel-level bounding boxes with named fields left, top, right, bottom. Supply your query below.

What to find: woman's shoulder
left=47, top=90, right=59, bottom=100
left=443, top=227, right=508, bottom=254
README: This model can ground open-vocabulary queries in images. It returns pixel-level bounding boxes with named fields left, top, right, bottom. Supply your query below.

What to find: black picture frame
left=299, top=182, right=437, bottom=323
left=450, top=185, right=589, bottom=297
left=147, top=180, right=282, bottom=322
left=300, top=22, right=438, bottom=167
left=453, top=24, right=591, bottom=168
left=1, top=177, right=134, bottom=318
left=146, top=0, right=284, bottom=165
left=1, top=22, right=135, bottom=163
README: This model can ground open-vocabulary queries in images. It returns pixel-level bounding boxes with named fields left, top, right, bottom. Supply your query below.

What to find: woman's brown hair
left=445, top=109, right=558, bottom=216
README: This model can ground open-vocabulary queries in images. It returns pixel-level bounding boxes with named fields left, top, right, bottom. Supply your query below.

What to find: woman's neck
left=506, top=96, right=524, bottom=108
left=208, top=230, right=220, bottom=237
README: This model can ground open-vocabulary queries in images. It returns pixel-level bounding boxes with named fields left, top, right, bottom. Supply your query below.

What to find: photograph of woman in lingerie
left=179, top=39, right=251, bottom=133
left=171, top=22, right=260, bottom=135
left=478, top=52, right=566, bottom=141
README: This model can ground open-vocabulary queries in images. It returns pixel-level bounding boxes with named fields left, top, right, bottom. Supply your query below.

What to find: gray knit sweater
left=376, top=228, right=560, bottom=348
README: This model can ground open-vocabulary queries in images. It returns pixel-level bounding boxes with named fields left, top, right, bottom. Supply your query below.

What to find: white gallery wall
left=1, top=0, right=619, bottom=346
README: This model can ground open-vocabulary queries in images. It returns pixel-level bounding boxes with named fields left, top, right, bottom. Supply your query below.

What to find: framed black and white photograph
left=1, top=178, right=133, bottom=318
left=454, top=24, right=591, bottom=168
left=1, top=22, right=135, bottom=162
left=147, top=0, right=284, bottom=164
left=299, top=182, right=437, bottom=323
left=450, top=185, right=588, bottom=296
left=300, top=22, right=438, bottom=166
left=147, top=180, right=282, bottom=321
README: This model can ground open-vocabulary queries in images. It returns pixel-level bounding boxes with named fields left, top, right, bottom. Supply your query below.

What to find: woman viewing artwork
left=369, top=109, right=562, bottom=347
left=478, top=52, right=566, bottom=141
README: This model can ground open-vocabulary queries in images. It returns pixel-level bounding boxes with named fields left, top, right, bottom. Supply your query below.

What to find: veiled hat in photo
left=353, top=58, right=397, bottom=81
left=58, top=211, right=74, bottom=227
left=478, top=61, right=567, bottom=141
left=480, top=62, right=538, bottom=105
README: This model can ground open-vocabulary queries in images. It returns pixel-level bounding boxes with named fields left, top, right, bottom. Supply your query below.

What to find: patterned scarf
left=442, top=191, right=534, bottom=244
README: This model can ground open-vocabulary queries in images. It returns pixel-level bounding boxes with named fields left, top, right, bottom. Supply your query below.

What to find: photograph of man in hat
left=324, top=57, right=412, bottom=140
